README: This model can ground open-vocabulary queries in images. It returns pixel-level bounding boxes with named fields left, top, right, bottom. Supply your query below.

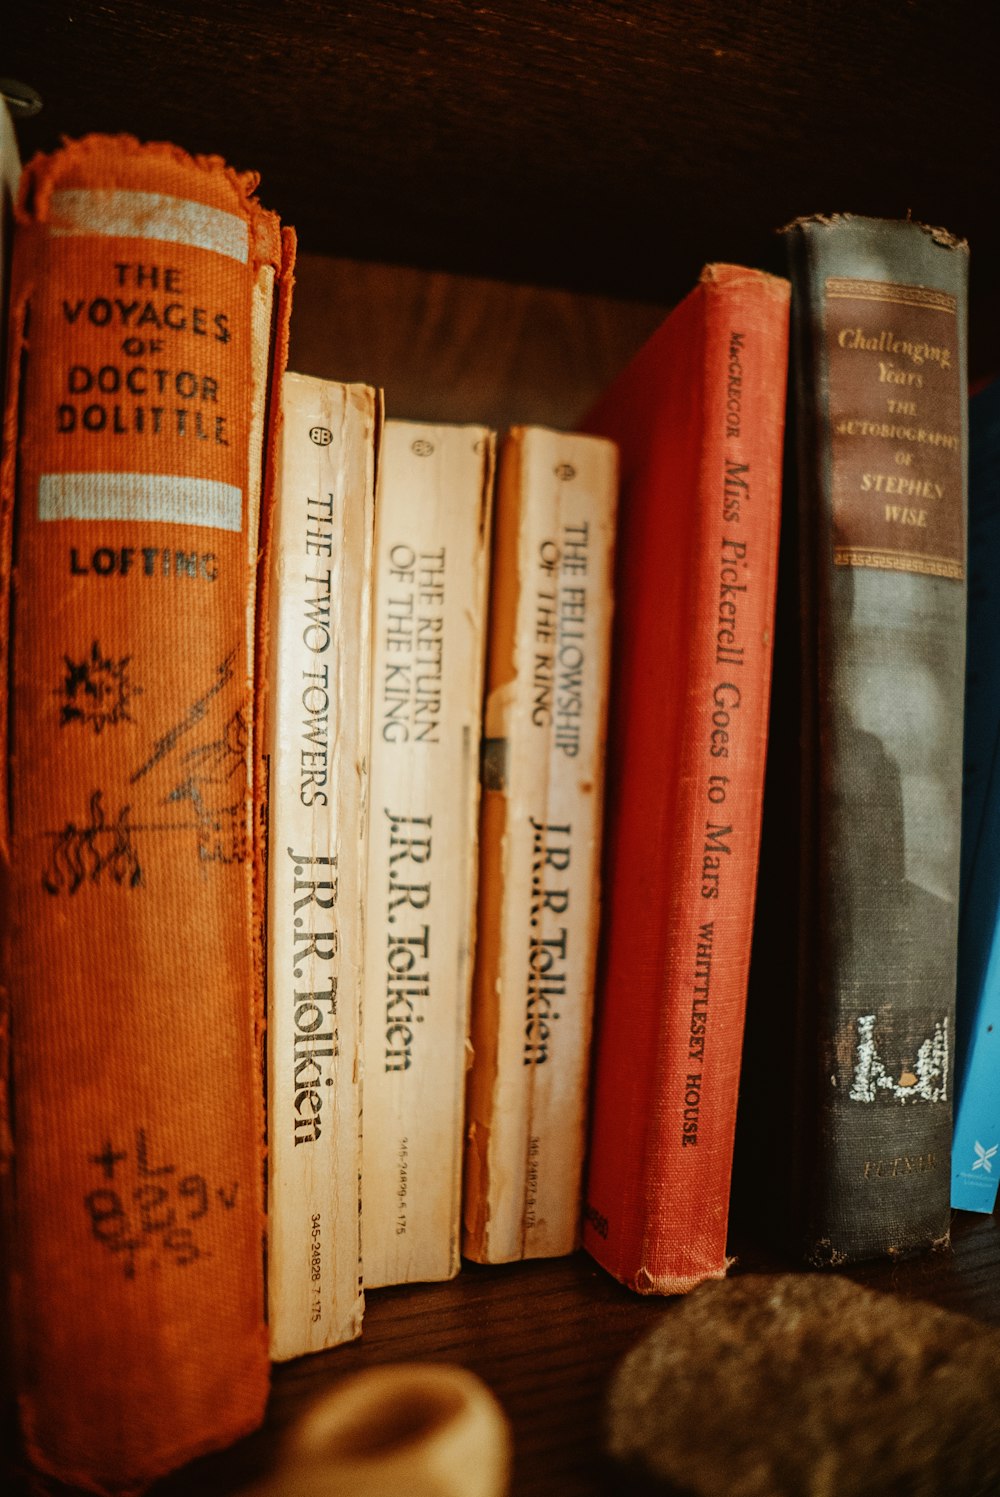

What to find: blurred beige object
left=248, top=1363, right=512, bottom=1497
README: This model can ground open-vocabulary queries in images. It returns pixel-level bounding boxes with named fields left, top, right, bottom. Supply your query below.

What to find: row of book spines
left=267, top=396, right=619, bottom=1357
left=298, top=271, right=792, bottom=1299
left=307, top=268, right=792, bottom=1307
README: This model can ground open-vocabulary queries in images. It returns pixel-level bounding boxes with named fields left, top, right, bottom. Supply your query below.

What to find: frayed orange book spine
left=0, top=135, right=293, bottom=1493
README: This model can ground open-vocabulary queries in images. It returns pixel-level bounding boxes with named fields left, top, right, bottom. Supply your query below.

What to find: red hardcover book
left=581, top=264, right=790, bottom=1293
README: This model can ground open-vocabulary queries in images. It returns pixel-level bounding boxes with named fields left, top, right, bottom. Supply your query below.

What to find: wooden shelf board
left=7, top=2, right=995, bottom=309
left=114, top=1213, right=1000, bottom=1497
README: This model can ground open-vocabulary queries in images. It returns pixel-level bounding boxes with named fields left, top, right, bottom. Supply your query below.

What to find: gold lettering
left=863, top=1152, right=937, bottom=1179
left=884, top=505, right=928, bottom=527
left=862, top=473, right=944, bottom=501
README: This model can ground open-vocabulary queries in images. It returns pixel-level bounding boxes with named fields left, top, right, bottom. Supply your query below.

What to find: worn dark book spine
left=785, top=215, right=967, bottom=1263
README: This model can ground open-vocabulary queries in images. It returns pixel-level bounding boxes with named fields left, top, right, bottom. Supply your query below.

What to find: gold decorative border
left=834, top=546, right=963, bottom=580
left=825, top=278, right=956, bottom=313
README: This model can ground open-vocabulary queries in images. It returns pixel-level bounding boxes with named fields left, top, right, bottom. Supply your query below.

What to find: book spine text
left=266, top=374, right=378, bottom=1357
left=465, top=428, right=616, bottom=1263
left=362, top=420, right=494, bottom=1286
left=0, top=136, right=288, bottom=1492
left=786, top=216, right=967, bottom=1262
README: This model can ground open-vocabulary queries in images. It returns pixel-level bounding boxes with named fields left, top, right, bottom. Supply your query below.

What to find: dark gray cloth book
left=782, top=214, right=968, bottom=1263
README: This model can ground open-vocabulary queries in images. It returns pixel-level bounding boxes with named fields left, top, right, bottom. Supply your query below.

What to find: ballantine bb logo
left=848, top=1014, right=948, bottom=1104
left=972, top=1141, right=998, bottom=1174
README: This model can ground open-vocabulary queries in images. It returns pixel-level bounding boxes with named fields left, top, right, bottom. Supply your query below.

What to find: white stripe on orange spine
left=48, top=188, right=249, bottom=262
left=39, top=472, right=243, bottom=530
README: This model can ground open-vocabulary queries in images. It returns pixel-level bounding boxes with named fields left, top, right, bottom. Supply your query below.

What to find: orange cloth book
left=581, top=264, right=790, bottom=1293
left=0, top=136, right=293, bottom=1492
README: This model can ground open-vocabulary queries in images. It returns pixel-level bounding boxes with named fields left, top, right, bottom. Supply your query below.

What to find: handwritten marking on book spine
left=84, top=1128, right=239, bottom=1279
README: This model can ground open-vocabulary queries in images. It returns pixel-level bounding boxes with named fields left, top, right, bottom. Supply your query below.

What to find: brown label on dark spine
left=825, top=277, right=963, bottom=580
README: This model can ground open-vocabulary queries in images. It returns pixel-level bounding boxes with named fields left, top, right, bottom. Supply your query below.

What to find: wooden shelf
left=149, top=1216, right=1000, bottom=1495
left=7, top=2, right=995, bottom=314
left=6, top=1215, right=1000, bottom=1494
left=288, top=252, right=667, bottom=430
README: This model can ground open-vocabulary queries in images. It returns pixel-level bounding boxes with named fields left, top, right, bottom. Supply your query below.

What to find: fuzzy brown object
left=606, top=1273, right=1000, bottom=1496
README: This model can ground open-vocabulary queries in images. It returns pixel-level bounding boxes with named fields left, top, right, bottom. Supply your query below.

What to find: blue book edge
left=952, top=377, right=1000, bottom=1212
